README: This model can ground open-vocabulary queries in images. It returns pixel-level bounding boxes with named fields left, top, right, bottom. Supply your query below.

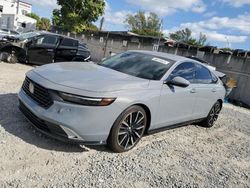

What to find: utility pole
left=225, top=36, right=230, bottom=49
left=103, top=31, right=110, bottom=58
left=99, top=17, right=104, bottom=31
left=157, top=19, right=163, bottom=51
left=16, top=0, right=20, bottom=15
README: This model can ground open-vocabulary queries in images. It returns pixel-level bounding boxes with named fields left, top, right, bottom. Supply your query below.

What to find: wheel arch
left=0, top=45, right=23, bottom=54
left=133, top=103, right=151, bottom=134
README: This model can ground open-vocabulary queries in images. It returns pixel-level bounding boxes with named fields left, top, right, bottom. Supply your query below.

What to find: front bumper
left=18, top=88, right=122, bottom=145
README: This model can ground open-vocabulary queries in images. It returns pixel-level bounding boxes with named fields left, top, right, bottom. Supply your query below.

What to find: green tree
left=37, top=18, right=51, bottom=31
left=170, top=28, right=192, bottom=42
left=170, top=28, right=207, bottom=47
left=125, top=11, right=162, bottom=36
left=26, top=12, right=40, bottom=22
left=53, top=0, right=105, bottom=33
left=199, top=33, right=207, bottom=46
left=26, top=13, right=51, bottom=31
left=52, top=9, right=63, bottom=27
left=26, top=12, right=40, bottom=29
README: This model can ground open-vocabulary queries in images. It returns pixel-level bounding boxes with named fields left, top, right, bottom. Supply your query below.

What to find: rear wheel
left=108, top=105, right=147, bottom=152
left=200, top=101, right=221, bottom=128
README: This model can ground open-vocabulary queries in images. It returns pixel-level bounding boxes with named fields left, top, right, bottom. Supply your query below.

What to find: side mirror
left=26, top=39, right=35, bottom=47
left=164, top=76, right=190, bottom=88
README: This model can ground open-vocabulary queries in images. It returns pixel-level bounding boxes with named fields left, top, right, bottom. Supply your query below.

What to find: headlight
left=59, top=92, right=116, bottom=106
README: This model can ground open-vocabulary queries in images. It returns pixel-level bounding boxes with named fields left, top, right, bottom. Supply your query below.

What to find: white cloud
left=103, top=3, right=131, bottom=25
left=203, top=11, right=217, bottom=18
left=165, top=14, right=250, bottom=44
left=96, top=1, right=131, bottom=30
left=179, top=13, right=250, bottom=35
left=191, top=1, right=206, bottom=13
left=222, top=0, right=250, bottom=7
left=126, top=0, right=206, bottom=16
left=205, top=32, right=247, bottom=43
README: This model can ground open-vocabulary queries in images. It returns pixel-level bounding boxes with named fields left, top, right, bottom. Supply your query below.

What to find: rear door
left=157, top=62, right=198, bottom=128
left=193, top=63, right=220, bottom=118
left=28, top=34, right=59, bottom=65
left=55, top=38, right=78, bottom=62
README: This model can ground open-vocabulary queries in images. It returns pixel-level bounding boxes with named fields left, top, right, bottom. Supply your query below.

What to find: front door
left=28, top=35, right=59, bottom=65
left=156, top=62, right=198, bottom=128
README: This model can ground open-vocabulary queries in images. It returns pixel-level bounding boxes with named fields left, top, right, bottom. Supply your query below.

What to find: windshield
left=17, top=32, right=40, bottom=40
left=100, top=52, right=175, bottom=80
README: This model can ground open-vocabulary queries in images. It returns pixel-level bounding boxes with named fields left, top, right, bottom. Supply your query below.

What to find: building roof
left=19, top=1, right=32, bottom=6
left=98, top=31, right=165, bottom=40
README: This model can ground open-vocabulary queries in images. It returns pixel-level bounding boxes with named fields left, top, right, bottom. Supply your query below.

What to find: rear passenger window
left=169, top=62, right=195, bottom=83
left=60, top=38, right=78, bottom=47
left=195, top=64, right=213, bottom=84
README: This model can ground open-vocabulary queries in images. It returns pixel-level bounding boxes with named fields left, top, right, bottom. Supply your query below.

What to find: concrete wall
left=56, top=32, right=250, bottom=107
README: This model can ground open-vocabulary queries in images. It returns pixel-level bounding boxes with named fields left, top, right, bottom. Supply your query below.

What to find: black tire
left=0, top=51, right=18, bottom=64
left=0, top=52, right=9, bottom=62
left=108, top=105, right=147, bottom=153
left=200, top=101, right=222, bottom=128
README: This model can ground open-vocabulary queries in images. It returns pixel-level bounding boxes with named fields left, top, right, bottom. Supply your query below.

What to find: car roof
left=129, top=50, right=190, bottom=62
left=129, top=50, right=219, bottom=72
left=37, top=31, right=77, bottom=41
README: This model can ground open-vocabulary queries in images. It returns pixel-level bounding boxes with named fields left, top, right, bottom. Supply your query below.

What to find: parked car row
left=0, top=31, right=91, bottom=64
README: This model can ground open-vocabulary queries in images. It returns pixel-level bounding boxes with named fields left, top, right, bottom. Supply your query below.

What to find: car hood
left=33, top=62, right=150, bottom=92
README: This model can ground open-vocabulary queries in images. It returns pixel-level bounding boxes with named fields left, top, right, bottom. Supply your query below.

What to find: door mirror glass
left=165, top=76, right=190, bottom=87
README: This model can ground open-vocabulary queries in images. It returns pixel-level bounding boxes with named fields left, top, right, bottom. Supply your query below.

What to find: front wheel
left=0, top=51, right=18, bottom=64
left=200, top=101, right=222, bottom=128
left=108, top=105, right=147, bottom=153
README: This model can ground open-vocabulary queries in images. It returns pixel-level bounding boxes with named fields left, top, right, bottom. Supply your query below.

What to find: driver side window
left=169, top=62, right=195, bottom=83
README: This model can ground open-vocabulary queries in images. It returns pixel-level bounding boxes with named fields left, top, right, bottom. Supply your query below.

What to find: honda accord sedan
left=18, top=51, right=226, bottom=152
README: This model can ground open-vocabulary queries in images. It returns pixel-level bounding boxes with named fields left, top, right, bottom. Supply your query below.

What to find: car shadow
left=0, top=93, right=109, bottom=153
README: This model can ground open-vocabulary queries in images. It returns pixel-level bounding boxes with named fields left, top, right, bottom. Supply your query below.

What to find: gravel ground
left=0, top=62, right=249, bottom=188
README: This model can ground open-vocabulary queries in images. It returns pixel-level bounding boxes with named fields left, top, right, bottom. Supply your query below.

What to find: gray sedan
left=18, top=51, right=226, bottom=152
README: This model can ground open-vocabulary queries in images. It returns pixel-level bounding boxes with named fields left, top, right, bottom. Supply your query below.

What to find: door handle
left=70, top=50, right=77, bottom=53
left=47, top=49, right=54, bottom=52
left=190, top=88, right=196, bottom=93
left=212, top=88, right=217, bottom=93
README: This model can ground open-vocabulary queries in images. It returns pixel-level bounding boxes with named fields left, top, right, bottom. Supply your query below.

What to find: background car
left=18, top=51, right=226, bottom=152
left=0, top=31, right=91, bottom=64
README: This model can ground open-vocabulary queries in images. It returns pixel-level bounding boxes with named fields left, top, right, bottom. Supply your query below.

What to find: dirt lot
left=0, top=62, right=249, bottom=188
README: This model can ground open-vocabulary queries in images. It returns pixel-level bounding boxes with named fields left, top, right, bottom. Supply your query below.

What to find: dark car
left=0, top=32, right=91, bottom=64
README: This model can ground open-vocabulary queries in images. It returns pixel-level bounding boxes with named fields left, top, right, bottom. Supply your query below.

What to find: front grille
left=22, top=77, right=53, bottom=108
left=19, top=100, right=68, bottom=138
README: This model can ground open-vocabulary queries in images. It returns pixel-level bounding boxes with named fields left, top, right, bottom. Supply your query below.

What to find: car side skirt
left=147, top=118, right=205, bottom=135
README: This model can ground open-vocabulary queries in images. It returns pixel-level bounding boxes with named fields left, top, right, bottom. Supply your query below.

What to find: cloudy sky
left=26, top=0, right=250, bottom=50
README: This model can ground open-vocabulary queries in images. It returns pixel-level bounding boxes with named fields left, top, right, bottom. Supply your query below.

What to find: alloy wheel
left=117, top=110, right=146, bottom=150
left=208, top=103, right=221, bottom=127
